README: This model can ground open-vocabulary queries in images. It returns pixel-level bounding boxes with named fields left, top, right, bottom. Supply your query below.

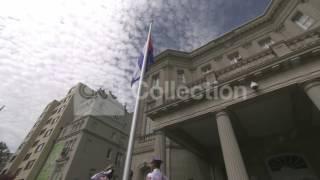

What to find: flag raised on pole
left=131, top=28, right=154, bottom=86
left=123, top=23, right=154, bottom=180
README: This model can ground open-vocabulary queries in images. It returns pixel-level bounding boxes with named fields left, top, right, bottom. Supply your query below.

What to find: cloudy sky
left=0, top=0, right=270, bottom=151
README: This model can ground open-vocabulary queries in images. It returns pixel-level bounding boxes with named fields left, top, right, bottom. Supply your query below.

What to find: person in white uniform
left=91, top=164, right=114, bottom=180
left=146, top=157, right=168, bottom=180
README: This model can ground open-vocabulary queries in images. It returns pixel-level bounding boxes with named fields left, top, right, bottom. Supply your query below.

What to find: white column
left=303, top=79, right=320, bottom=110
left=154, top=131, right=166, bottom=174
left=216, top=111, right=249, bottom=180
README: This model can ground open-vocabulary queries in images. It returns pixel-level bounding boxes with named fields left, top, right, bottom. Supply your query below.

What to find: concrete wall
left=64, top=132, right=125, bottom=180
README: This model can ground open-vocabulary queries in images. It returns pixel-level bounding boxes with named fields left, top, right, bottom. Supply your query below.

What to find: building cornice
left=153, top=0, right=294, bottom=65
left=146, top=35, right=320, bottom=119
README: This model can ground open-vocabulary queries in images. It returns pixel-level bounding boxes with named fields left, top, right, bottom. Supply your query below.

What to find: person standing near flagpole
left=146, top=157, right=168, bottom=180
left=122, top=22, right=154, bottom=180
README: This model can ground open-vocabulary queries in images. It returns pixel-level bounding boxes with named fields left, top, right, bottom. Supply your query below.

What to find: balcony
left=138, top=133, right=155, bottom=143
left=134, top=133, right=155, bottom=154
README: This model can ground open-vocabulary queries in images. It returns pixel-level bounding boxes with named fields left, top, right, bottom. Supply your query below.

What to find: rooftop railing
left=138, top=133, right=155, bottom=143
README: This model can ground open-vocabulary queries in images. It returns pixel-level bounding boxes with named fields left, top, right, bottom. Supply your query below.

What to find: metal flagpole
left=122, top=22, right=153, bottom=180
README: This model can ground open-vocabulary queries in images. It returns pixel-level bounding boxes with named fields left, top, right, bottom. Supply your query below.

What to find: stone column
left=216, top=111, right=249, bottom=180
left=303, top=79, right=320, bottom=110
left=154, top=131, right=166, bottom=174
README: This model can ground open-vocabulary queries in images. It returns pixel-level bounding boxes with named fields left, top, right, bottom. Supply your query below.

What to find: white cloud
left=0, top=0, right=269, bottom=151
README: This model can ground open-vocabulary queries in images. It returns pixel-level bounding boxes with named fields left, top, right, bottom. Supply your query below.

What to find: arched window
left=266, top=154, right=318, bottom=180
left=268, top=154, right=308, bottom=172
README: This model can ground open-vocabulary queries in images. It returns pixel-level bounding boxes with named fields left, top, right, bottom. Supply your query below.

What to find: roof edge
left=154, top=0, right=285, bottom=62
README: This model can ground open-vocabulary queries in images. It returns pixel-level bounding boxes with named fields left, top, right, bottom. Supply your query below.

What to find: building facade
left=132, top=0, right=320, bottom=180
left=1, top=83, right=131, bottom=180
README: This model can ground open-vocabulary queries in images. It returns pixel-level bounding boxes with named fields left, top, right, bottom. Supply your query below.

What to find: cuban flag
left=131, top=36, right=154, bottom=87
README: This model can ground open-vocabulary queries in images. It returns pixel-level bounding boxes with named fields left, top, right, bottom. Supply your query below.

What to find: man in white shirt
left=146, top=157, right=168, bottom=180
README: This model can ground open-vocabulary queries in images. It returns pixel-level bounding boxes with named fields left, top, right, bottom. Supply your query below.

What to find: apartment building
left=1, top=83, right=131, bottom=180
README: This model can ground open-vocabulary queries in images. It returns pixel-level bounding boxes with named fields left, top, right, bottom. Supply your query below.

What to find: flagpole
left=122, top=22, right=153, bottom=180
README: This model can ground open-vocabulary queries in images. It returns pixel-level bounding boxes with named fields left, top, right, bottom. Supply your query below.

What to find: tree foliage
left=0, top=142, right=10, bottom=164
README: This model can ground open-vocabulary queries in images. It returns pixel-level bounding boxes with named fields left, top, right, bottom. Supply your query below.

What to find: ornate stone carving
left=79, top=84, right=96, bottom=99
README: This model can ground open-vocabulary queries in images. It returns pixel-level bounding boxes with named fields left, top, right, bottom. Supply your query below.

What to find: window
left=32, top=140, right=39, bottom=147
left=61, top=139, right=76, bottom=156
left=26, top=132, right=31, bottom=138
left=15, top=168, right=22, bottom=176
left=51, top=109, right=58, bottom=115
left=45, top=118, right=51, bottom=125
left=228, top=52, right=242, bottom=64
left=69, top=139, right=76, bottom=150
left=33, top=121, right=39, bottom=128
left=106, top=149, right=112, bottom=159
left=24, top=160, right=35, bottom=170
left=111, top=132, right=117, bottom=140
left=44, top=129, right=52, bottom=137
left=258, top=37, right=274, bottom=49
left=72, top=121, right=83, bottom=131
left=64, top=138, right=77, bottom=152
left=35, top=143, right=45, bottom=153
left=151, top=74, right=160, bottom=87
left=177, top=69, right=186, bottom=84
left=115, top=152, right=123, bottom=167
left=1, top=169, right=7, bottom=175
left=292, top=11, right=315, bottom=30
left=39, top=129, right=46, bottom=136
left=51, top=118, right=57, bottom=125
left=18, top=143, right=24, bottom=150
left=145, top=118, right=155, bottom=135
left=201, top=64, right=211, bottom=74
left=151, top=74, right=160, bottom=97
left=10, top=155, right=16, bottom=162
left=23, top=153, right=32, bottom=161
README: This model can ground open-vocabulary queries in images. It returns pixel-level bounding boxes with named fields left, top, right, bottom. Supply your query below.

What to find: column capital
left=302, top=78, right=320, bottom=111
left=302, top=78, right=320, bottom=92
left=215, top=110, right=228, bottom=119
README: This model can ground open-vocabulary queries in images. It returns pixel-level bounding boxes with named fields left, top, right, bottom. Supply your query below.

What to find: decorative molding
left=153, top=0, right=292, bottom=65
left=215, top=111, right=228, bottom=119
left=274, top=23, right=285, bottom=33
left=146, top=41, right=320, bottom=119
left=79, top=84, right=96, bottom=99
left=302, top=78, right=320, bottom=92
left=242, top=42, right=252, bottom=49
left=97, top=89, right=108, bottom=99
